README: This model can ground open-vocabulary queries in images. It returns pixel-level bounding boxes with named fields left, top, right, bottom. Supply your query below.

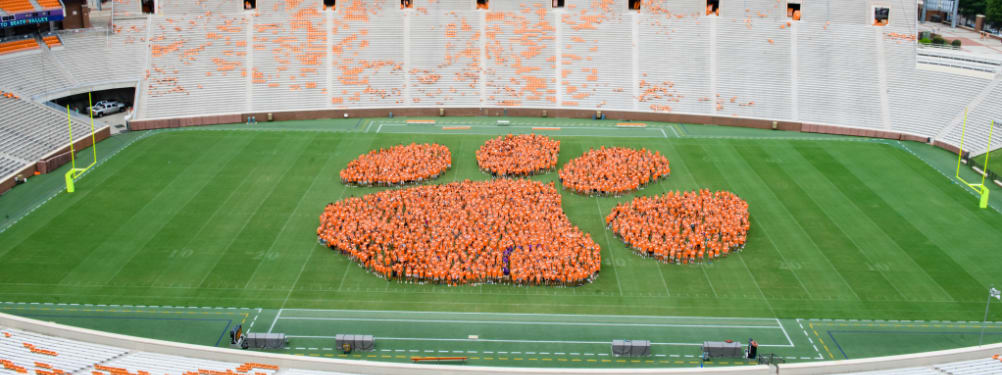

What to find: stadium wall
left=1, top=311, right=1001, bottom=374
left=129, top=107, right=981, bottom=159
left=127, top=107, right=950, bottom=142
left=0, top=126, right=111, bottom=196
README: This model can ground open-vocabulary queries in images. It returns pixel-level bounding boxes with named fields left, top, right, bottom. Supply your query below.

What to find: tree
left=959, top=0, right=987, bottom=18
left=988, top=0, right=1002, bottom=27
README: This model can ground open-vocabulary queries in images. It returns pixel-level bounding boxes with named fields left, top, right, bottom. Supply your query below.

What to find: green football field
left=1, top=117, right=1001, bottom=367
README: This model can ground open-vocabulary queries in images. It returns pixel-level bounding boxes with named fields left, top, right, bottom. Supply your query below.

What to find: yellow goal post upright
left=64, top=92, right=98, bottom=193
left=955, top=108, right=995, bottom=209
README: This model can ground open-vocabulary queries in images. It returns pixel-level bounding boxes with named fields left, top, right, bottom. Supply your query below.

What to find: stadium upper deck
left=0, top=0, right=1000, bottom=183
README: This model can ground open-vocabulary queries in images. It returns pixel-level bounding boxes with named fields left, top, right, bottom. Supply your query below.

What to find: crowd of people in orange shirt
left=317, top=179, right=602, bottom=286
left=340, top=143, right=451, bottom=186
left=476, top=134, right=560, bottom=177
left=558, top=147, right=671, bottom=195
left=606, top=189, right=749, bottom=264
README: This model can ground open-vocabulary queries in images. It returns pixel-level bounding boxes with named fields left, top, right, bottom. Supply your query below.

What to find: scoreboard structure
left=0, top=9, right=64, bottom=29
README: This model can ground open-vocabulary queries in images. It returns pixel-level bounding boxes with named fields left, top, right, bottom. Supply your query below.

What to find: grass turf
left=973, top=148, right=1002, bottom=178
left=1, top=120, right=1002, bottom=324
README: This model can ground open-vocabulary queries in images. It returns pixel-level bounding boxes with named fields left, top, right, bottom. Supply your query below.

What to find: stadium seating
left=0, top=0, right=34, bottom=13
left=0, top=93, right=93, bottom=180
left=41, top=35, right=61, bottom=48
left=250, top=0, right=329, bottom=111
left=483, top=1, right=557, bottom=108
left=112, top=0, right=144, bottom=19
left=0, top=39, right=40, bottom=56
left=49, top=22, right=147, bottom=86
left=0, top=0, right=1000, bottom=160
left=143, top=13, right=249, bottom=119
left=36, top=0, right=60, bottom=10
left=408, top=2, right=481, bottom=106
left=0, top=327, right=298, bottom=375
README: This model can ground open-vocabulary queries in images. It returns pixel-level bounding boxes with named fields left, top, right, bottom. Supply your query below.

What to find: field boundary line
left=796, top=318, right=825, bottom=360
left=285, top=335, right=792, bottom=347
left=0, top=130, right=155, bottom=236
left=91, top=133, right=250, bottom=287
left=777, top=318, right=794, bottom=346
left=274, top=316, right=785, bottom=329
left=0, top=301, right=256, bottom=310
left=895, top=141, right=1002, bottom=215
left=277, top=308, right=780, bottom=321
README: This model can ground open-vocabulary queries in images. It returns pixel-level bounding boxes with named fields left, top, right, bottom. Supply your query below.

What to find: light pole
left=980, top=287, right=1001, bottom=346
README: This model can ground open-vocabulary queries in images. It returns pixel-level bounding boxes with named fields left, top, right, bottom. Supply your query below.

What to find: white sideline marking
left=777, top=318, right=794, bottom=346
left=285, top=335, right=791, bottom=347
left=278, top=308, right=778, bottom=321
left=268, top=308, right=283, bottom=334
left=275, top=316, right=781, bottom=329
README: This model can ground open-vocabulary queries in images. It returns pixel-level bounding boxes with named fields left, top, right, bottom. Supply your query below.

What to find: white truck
left=88, top=100, right=126, bottom=117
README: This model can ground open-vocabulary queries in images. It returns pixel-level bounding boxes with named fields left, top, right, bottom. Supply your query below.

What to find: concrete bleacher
left=837, top=356, right=1002, bottom=374
left=407, top=3, right=481, bottom=106
left=250, top=0, right=328, bottom=112
left=638, top=15, right=712, bottom=115
left=0, top=94, right=91, bottom=164
left=557, top=1, right=634, bottom=110
left=156, top=0, right=243, bottom=15
left=111, top=0, right=143, bottom=19
left=101, top=352, right=282, bottom=375
left=483, top=0, right=556, bottom=108
left=0, top=50, right=75, bottom=98
left=716, top=18, right=792, bottom=120
left=49, top=24, right=147, bottom=86
left=0, top=328, right=129, bottom=374
left=797, top=22, right=885, bottom=129
left=1, top=0, right=1001, bottom=157
left=143, top=12, right=249, bottom=119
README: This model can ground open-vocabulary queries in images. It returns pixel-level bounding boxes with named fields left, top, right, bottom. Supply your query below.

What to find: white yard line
left=267, top=308, right=283, bottom=334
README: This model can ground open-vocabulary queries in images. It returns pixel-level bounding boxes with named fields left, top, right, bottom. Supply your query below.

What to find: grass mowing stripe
left=240, top=136, right=356, bottom=291
left=737, top=144, right=901, bottom=302
left=655, top=141, right=715, bottom=297
left=677, top=144, right=771, bottom=301
left=0, top=135, right=218, bottom=285
left=797, top=144, right=987, bottom=303
left=205, top=135, right=333, bottom=290
left=775, top=144, right=919, bottom=302
left=196, top=134, right=320, bottom=290
left=142, top=133, right=289, bottom=290
left=786, top=144, right=957, bottom=303
left=710, top=143, right=814, bottom=300
left=690, top=143, right=803, bottom=308
left=97, top=133, right=256, bottom=287
left=719, top=144, right=854, bottom=301
left=0, top=134, right=167, bottom=260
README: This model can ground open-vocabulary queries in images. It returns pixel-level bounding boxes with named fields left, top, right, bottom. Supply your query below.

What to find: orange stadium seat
left=36, top=0, right=61, bottom=9
left=0, top=0, right=35, bottom=13
left=41, top=36, right=61, bottom=48
left=0, top=39, right=40, bottom=56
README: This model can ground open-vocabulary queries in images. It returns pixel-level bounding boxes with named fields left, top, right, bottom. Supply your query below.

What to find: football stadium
left=1, top=0, right=1002, bottom=373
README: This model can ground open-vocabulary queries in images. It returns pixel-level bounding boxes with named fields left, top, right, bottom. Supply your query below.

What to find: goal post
left=955, top=108, right=994, bottom=209
left=65, top=93, right=98, bottom=193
